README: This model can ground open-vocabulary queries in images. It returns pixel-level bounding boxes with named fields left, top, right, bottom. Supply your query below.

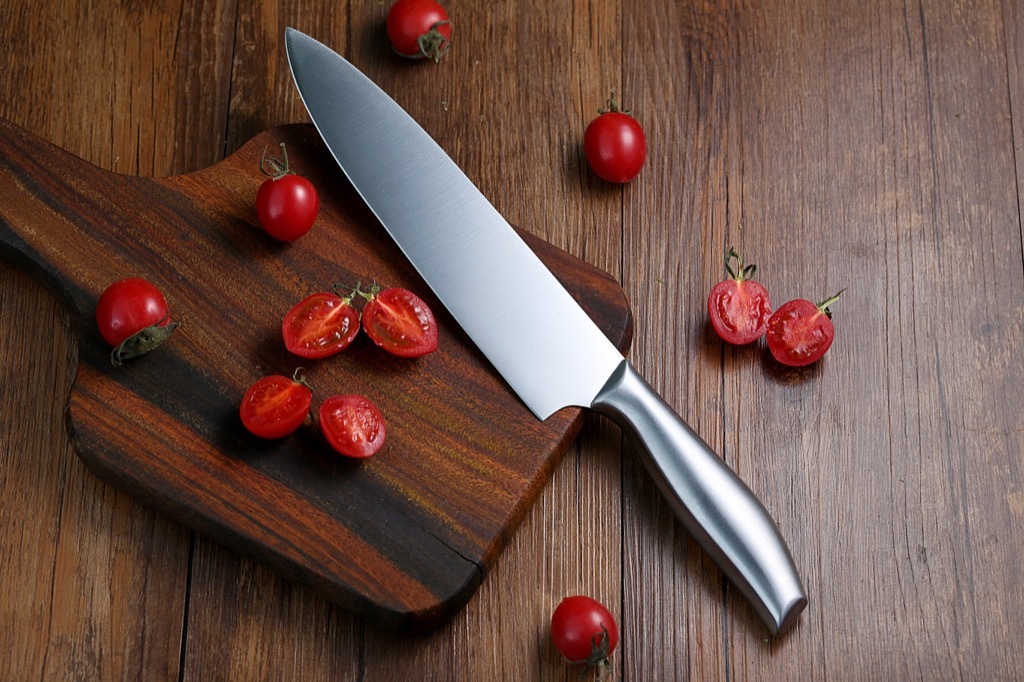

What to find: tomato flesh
left=550, top=596, right=618, bottom=670
left=240, top=374, right=313, bottom=439
left=282, top=292, right=360, bottom=359
left=708, top=279, right=772, bottom=345
left=584, top=111, right=646, bottom=184
left=766, top=298, right=836, bottom=366
left=319, top=394, right=387, bottom=458
left=362, top=287, right=438, bottom=357
left=386, top=0, right=451, bottom=61
left=256, top=174, right=319, bottom=242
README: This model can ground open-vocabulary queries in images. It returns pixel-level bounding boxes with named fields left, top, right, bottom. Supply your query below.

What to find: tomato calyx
left=575, top=624, right=614, bottom=680
left=817, top=289, right=846, bottom=319
left=260, top=142, right=296, bottom=180
left=111, top=316, right=180, bottom=367
left=403, top=19, right=451, bottom=62
left=598, top=88, right=630, bottom=115
left=723, top=246, right=757, bottom=282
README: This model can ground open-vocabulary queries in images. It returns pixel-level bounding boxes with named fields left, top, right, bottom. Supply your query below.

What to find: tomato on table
left=282, top=291, right=360, bottom=359
left=255, top=143, right=319, bottom=242
left=96, top=277, right=180, bottom=365
left=319, top=394, right=387, bottom=458
left=386, top=0, right=452, bottom=62
left=707, top=247, right=772, bottom=345
left=550, top=595, right=619, bottom=677
left=766, top=291, right=844, bottom=367
left=239, top=371, right=313, bottom=439
left=360, top=285, right=438, bottom=357
left=584, top=91, right=646, bottom=184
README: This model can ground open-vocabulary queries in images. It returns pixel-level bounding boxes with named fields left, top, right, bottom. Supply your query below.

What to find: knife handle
left=591, top=360, right=807, bottom=635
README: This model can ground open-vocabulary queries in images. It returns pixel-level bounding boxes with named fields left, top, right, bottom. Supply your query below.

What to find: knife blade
left=285, top=28, right=806, bottom=635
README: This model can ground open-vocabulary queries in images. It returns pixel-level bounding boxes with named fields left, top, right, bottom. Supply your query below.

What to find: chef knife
left=284, top=28, right=806, bottom=635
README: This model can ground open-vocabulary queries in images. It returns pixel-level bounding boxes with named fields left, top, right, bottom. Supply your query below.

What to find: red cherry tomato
left=584, top=92, right=646, bottom=184
left=766, top=291, right=844, bottom=367
left=282, top=291, right=360, bottom=359
left=319, top=394, right=387, bottom=458
left=255, top=143, right=319, bottom=242
left=550, top=596, right=618, bottom=676
left=239, top=371, right=313, bottom=439
left=707, top=248, right=772, bottom=345
left=386, top=0, right=452, bottom=62
left=96, top=277, right=179, bottom=365
left=360, top=286, right=438, bottom=357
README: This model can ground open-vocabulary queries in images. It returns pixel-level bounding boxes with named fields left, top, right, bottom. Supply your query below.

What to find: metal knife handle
left=591, top=360, right=807, bottom=635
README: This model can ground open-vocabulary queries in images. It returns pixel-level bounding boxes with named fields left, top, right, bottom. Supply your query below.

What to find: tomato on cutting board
left=282, top=290, right=361, bottom=359
left=359, top=285, right=438, bottom=357
left=239, top=371, right=313, bottom=439
left=96, top=277, right=180, bottom=366
left=319, top=394, right=387, bottom=458
left=255, top=143, right=319, bottom=242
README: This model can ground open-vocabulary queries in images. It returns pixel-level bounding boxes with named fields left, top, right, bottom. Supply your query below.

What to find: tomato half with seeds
left=282, top=291, right=360, bottom=359
left=361, top=286, right=438, bottom=357
left=319, top=394, right=387, bottom=458
left=707, top=247, right=772, bottom=345
left=240, top=372, right=313, bottom=439
left=766, top=291, right=844, bottom=367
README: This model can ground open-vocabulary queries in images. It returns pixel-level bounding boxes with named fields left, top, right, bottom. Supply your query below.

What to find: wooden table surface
left=2, top=1, right=1022, bottom=679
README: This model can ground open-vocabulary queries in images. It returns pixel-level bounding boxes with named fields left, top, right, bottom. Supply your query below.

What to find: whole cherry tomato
left=550, top=595, right=619, bottom=677
left=386, top=0, right=452, bottom=62
left=282, top=290, right=361, bottom=359
left=239, top=370, right=313, bottom=439
left=707, top=247, right=772, bottom=345
left=766, top=290, right=844, bottom=366
left=319, top=394, right=387, bottom=458
left=256, top=143, right=319, bottom=242
left=359, top=285, right=438, bottom=357
left=96, top=277, right=179, bottom=365
left=584, top=91, right=646, bottom=184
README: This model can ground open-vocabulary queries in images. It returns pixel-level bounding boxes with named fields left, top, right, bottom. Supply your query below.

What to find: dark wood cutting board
left=0, top=119, right=632, bottom=632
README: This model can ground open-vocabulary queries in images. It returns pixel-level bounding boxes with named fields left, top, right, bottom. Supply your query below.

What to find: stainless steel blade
left=285, top=28, right=807, bottom=635
left=285, top=30, right=623, bottom=421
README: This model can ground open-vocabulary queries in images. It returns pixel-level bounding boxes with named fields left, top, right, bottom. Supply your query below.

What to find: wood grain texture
left=3, top=0, right=1024, bottom=679
left=0, top=118, right=632, bottom=631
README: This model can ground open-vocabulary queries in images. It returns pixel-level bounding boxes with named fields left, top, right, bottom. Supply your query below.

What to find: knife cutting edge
left=284, top=28, right=807, bottom=635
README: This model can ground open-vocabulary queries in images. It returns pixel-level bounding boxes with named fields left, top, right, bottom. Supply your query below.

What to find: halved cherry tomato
left=550, top=595, right=618, bottom=677
left=386, top=0, right=452, bottom=62
left=282, top=291, right=360, bottom=359
left=584, top=91, right=646, bottom=184
left=256, top=143, right=319, bottom=242
left=766, top=291, right=844, bottom=367
left=707, top=247, right=772, bottom=345
left=239, top=371, right=313, bottom=439
left=319, top=394, right=387, bottom=458
left=96, top=277, right=179, bottom=365
left=360, top=286, right=438, bottom=357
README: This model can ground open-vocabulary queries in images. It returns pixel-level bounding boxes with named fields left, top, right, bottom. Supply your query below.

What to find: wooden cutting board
left=0, top=119, right=632, bottom=632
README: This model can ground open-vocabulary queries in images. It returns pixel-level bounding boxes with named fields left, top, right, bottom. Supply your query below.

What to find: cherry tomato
left=707, top=247, right=772, bottom=345
left=256, top=143, right=319, bottom=242
left=96, top=277, right=179, bottom=365
left=766, top=290, right=844, bottom=367
left=360, top=286, right=438, bottom=357
left=319, top=394, right=387, bottom=458
left=386, top=0, right=452, bottom=62
left=239, top=371, right=313, bottom=439
left=550, top=596, right=618, bottom=676
left=584, top=91, right=646, bottom=184
left=282, top=291, right=360, bottom=359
